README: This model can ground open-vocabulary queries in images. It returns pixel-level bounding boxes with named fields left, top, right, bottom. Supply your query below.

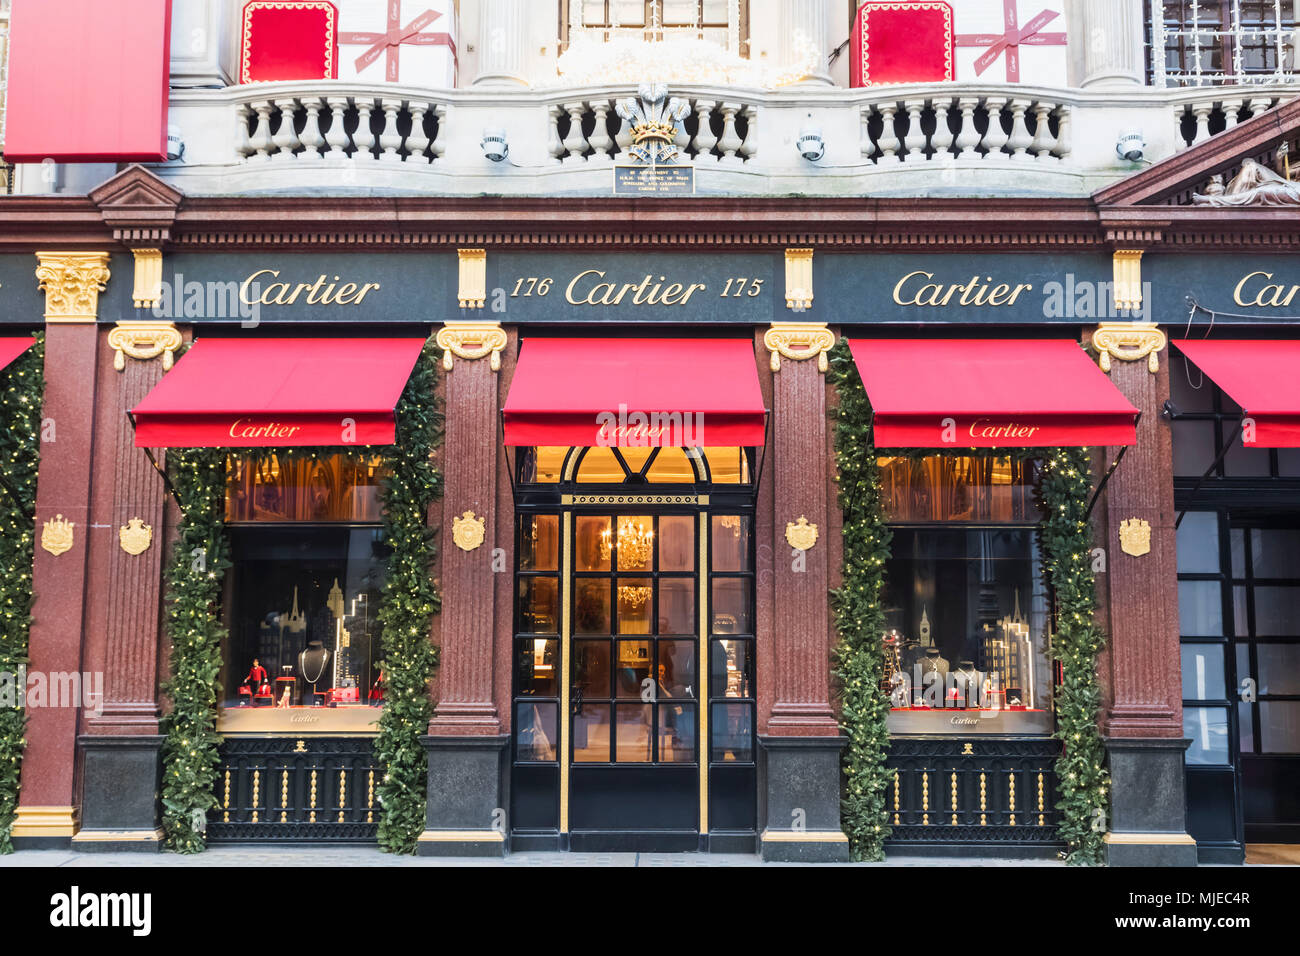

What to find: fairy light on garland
left=828, top=341, right=1109, bottom=864
left=160, top=339, right=443, bottom=854
left=0, top=334, right=43, bottom=854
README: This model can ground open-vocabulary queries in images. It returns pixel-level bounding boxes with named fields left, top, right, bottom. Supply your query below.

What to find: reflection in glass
left=712, top=578, right=752, bottom=634
left=1179, top=580, right=1224, bottom=636
left=1239, top=700, right=1255, bottom=753
left=573, top=704, right=610, bottom=762
left=658, top=703, right=696, bottom=762
left=1184, top=705, right=1230, bottom=765
left=1249, top=586, right=1300, bottom=636
left=658, top=578, right=695, bottom=634
left=1260, top=701, right=1300, bottom=752
left=615, top=704, right=652, bottom=761
left=1180, top=644, right=1226, bottom=701
left=1257, top=644, right=1300, bottom=695
left=1245, top=528, right=1300, bottom=579
left=657, top=640, right=696, bottom=698
left=711, top=515, right=750, bottom=571
left=575, top=639, right=611, bottom=700
left=1173, top=421, right=1217, bottom=477
left=575, top=516, right=611, bottom=571
left=1176, top=511, right=1220, bottom=574
left=617, top=578, right=653, bottom=633
left=516, top=639, right=558, bottom=696
left=711, top=703, right=754, bottom=761
left=659, top=515, right=695, bottom=571
left=515, top=702, right=557, bottom=761
left=518, top=577, right=558, bottom=634
left=615, top=640, right=652, bottom=697
left=711, top=639, right=753, bottom=698
left=574, top=579, right=611, bottom=635
left=519, top=515, right=559, bottom=571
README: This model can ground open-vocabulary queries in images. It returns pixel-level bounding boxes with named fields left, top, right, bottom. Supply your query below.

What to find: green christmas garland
left=828, top=341, right=1109, bottom=864
left=161, top=339, right=442, bottom=854
left=827, top=342, right=894, bottom=861
left=1039, top=447, right=1110, bottom=865
left=0, top=334, right=44, bottom=854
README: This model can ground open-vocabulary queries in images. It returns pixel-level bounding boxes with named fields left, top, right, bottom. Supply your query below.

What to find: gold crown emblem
left=41, top=514, right=75, bottom=556
left=118, top=517, right=153, bottom=556
left=1119, top=517, right=1151, bottom=557
left=632, top=121, right=678, bottom=145
left=785, top=515, right=819, bottom=552
left=452, top=510, right=486, bottom=552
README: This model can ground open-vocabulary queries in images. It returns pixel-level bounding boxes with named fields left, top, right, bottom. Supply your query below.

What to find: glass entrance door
left=566, top=510, right=703, bottom=848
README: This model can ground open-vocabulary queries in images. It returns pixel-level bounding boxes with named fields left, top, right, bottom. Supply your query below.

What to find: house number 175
left=720, top=278, right=764, bottom=297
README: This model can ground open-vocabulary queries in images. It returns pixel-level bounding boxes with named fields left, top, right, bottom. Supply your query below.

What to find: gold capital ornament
left=1119, top=518, right=1151, bottom=557
left=436, top=321, right=507, bottom=371
left=452, top=510, right=486, bottom=552
left=41, top=515, right=75, bottom=556
left=118, top=517, right=153, bottom=555
left=35, top=252, right=112, bottom=323
left=457, top=248, right=487, bottom=309
left=784, top=248, right=814, bottom=311
left=785, top=516, right=819, bottom=551
left=108, top=321, right=182, bottom=371
left=765, top=322, right=836, bottom=373
left=1093, top=321, right=1167, bottom=374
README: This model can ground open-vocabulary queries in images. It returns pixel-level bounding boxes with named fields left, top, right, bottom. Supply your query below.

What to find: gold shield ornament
left=119, top=517, right=153, bottom=555
left=785, top=516, right=819, bottom=551
left=452, top=510, right=486, bottom=552
left=1119, top=518, right=1151, bottom=557
left=41, top=515, right=74, bottom=556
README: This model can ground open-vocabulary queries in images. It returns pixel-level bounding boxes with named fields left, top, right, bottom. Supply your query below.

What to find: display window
left=879, top=455, right=1054, bottom=736
left=219, top=452, right=390, bottom=733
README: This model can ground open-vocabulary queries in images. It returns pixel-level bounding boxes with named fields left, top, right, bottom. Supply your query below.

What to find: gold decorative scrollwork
left=1093, top=321, right=1167, bottom=374
left=35, top=252, right=111, bottom=323
left=108, top=321, right=182, bottom=372
left=765, top=322, right=835, bottom=373
left=1111, top=249, right=1144, bottom=312
left=131, top=249, right=164, bottom=309
left=436, top=321, right=506, bottom=371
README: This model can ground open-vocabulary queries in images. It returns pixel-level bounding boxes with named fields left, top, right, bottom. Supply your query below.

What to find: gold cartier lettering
left=564, top=270, right=709, bottom=307
left=228, top=419, right=304, bottom=440
left=1234, top=271, right=1300, bottom=308
left=239, top=270, right=382, bottom=307
left=893, top=271, right=1033, bottom=308
left=967, top=419, right=1041, bottom=440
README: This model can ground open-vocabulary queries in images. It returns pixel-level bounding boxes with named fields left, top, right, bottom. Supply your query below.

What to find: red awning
left=503, top=338, right=766, bottom=447
left=0, top=337, right=36, bottom=372
left=133, top=338, right=427, bottom=448
left=848, top=339, right=1138, bottom=448
left=1174, top=340, right=1300, bottom=447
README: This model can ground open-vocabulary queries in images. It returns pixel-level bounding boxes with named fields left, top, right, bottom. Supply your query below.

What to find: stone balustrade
left=858, top=93, right=1071, bottom=164
left=547, top=93, right=757, bottom=165
left=1172, top=93, right=1285, bottom=149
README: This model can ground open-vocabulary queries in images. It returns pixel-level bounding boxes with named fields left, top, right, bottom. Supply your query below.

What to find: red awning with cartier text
left=502, top=338, right=766, bottom=447
left=1174, top=340, right=1300, bottom=447
left=132, top=338, right=427, bottom=448
left=0, top=337, right=36, bottom=373
left=4, top=0, right=173, bottom=163
left=847, top=339, right=1138, bottom=448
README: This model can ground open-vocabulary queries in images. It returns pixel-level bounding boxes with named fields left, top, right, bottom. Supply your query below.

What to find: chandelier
left=618, top=585, right=653, bottom=610
left=600, top=516, right=654, bottom=566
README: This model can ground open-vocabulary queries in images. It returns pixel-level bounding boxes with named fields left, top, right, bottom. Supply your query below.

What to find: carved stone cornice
left=107, top=320, right=182, bottom=371
left=87, top=165, right=184, bottom=247
left=1093, top=322, right=1167, bottom=374
left=764, top=322, right=836, bottom=373
left=436, top=321, right=507, bottom=371
left=35, top=252, right=111, bottom=323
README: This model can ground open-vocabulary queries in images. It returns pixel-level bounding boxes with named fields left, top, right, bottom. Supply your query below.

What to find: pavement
left=0, top=847, right=1066, bottom=867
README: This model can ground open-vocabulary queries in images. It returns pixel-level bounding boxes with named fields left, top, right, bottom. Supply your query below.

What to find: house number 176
left=511, top=277, right=553, bottom=297
left=720, top=278, right=764, bottom=297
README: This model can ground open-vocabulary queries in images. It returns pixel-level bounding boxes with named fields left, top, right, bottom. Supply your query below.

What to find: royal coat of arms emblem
left=785, top=516, right=819, bottom=552
left=1119, top=517, right=1151, bottom=557
left=118, top=517, right=153, bottom=555
left=452, top=510, right=486, bottom=552
left=41, top=514, right=74, bottom=556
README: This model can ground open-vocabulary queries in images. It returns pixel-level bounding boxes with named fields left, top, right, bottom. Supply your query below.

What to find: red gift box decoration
left=851, top=1, right=954, bottom=87
left=240, top=1, right=339, bottom=84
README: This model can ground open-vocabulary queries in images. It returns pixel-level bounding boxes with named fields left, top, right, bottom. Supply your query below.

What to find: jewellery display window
left=880, top=455, right=1053, bottom=736
left=219, top=452, right=389, bottom=733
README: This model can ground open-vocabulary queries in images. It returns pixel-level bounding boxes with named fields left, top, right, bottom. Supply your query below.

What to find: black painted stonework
left=418, top=735, right=509, bottom=858
left=76, top=735, right=163, bottom=852
left=1106, top=737, right=1198, bottom=867
left=758, top=736, right=849, bottom=862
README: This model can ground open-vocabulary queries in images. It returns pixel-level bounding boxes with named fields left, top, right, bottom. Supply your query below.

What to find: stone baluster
left=718, top=102, right=743, bottom=162
left=954, top=97, right=980, bottom=157
left=1247, top=96, right=1275, bottom=122
left=1191, top=103, right=1212, bottom=146
left=739, top=105, right=758, bottom=162
left=378, top=98, right=404, bottom=161
left=271, top=98, right=300, bottom=161
left=248, top=101, right=275, bottom=160
left=877, top=103, right=901, bottom=160
left=325, top=97, right=351, bottom=156
left=353, top=100, right=378, bottom=159
left=1221, top=98, right=1242, bottom=128
left=614, top=108, right=633, bottom=154
left=562, top=102, right=589, bottom=162
left=587, top=99, right=613, bottom=162
left=692, top=100, right=718, bottom=162
left=234, top=104, right=255, bottom=160
left=930, top=99, right=954, bottom=158
left=1007, top=98, right=1033, bottom=159
left=1053, top=106, right=1073, bottom=160
left=1030, top=101, right=1056, bottom=161
left=860, top=105, right=877, bottom=162
left=431, top=104, right=448, bottom=161
left=407, top=102, right=432, bottom=163
left=674, top=104, right=692, bottom=152
left=982, top=97, right=1009, bottom=157
left=902, top=98, right=926, bottom=161
left=1173, top=104, right=1189, bottom=150
left=299, top=98, right=325, bottom=159
left=547, top=105, right=566, bottom=162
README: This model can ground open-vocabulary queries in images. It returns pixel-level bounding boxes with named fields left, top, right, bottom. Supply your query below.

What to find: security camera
left=1116, top=130, right=1145, bottom=163
left=166, top=126, right=185, bottom=162
left=481, top=129, right=509, bottom=163
left=797, top=124, right=825, bottom=162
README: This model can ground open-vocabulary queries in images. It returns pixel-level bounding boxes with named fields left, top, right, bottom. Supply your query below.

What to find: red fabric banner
left=4, top=0, right=173, bottom=163
left=851, top=2, right=954, bottom=87
left=0, top=338, right=36, bottom=373
left=1173, top=340, right=1300, bottom=448
left=240, top=1, right=339, bottom=83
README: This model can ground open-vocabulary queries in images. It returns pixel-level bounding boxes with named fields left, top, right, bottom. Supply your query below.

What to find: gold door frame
left=557, top=494, right=710, bottom=837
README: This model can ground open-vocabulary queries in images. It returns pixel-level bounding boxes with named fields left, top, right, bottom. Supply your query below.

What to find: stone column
left=757, top=316, right=846, bottom=862
left=420, top=318, right=509, bottom=857
left=778, top=0, right=832, bottom=86
left=1075, top=0, right=1146, bottom=89
left=1089, top=319, right=1197, bottom=866
left=475, top=0, right=529, bottom=88
left=12, top=253, right=111, bottom=848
